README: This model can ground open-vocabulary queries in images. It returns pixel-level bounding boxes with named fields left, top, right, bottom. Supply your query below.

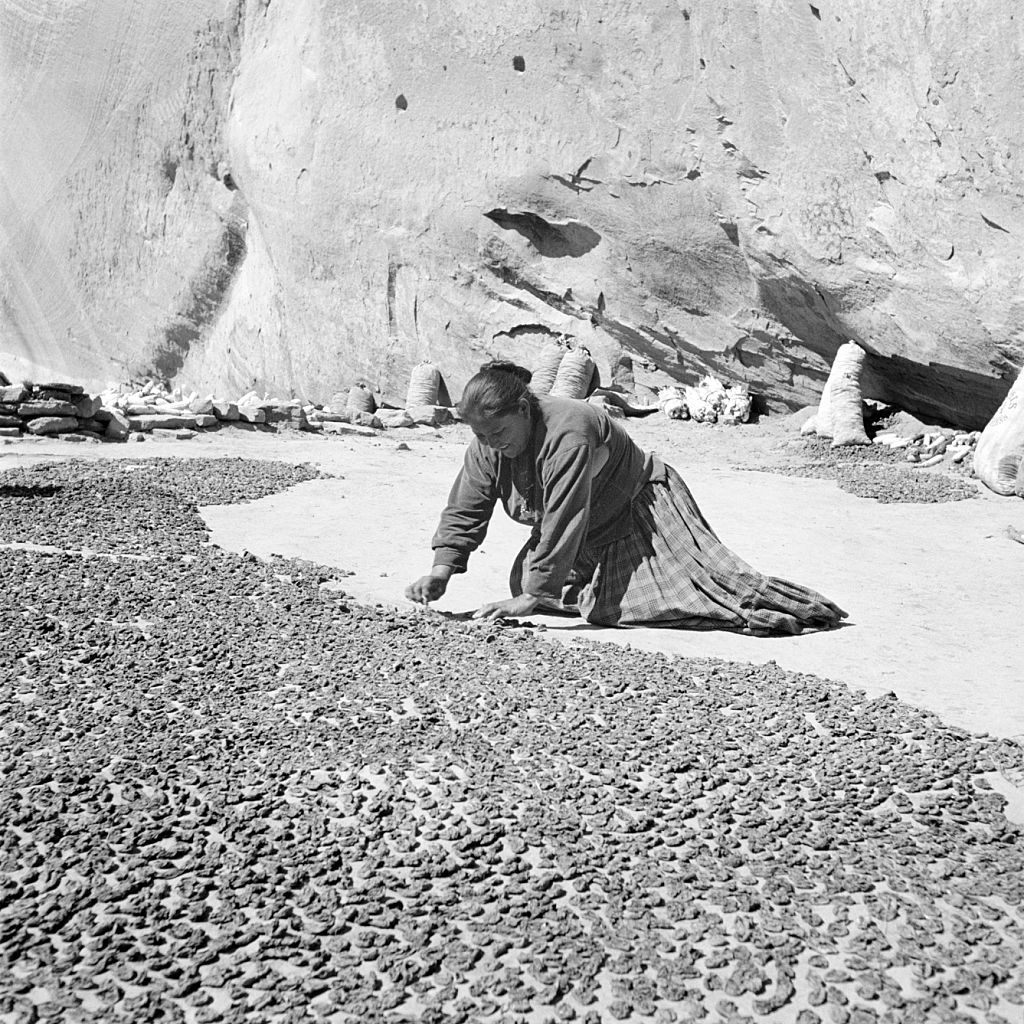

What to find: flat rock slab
left=25, top=415, right=79, bottom=435
left=321, top=420, right=379, bottom=437
left=128, top=413, right=198, bottom=431
left=18, top=400, right=78, bottom=417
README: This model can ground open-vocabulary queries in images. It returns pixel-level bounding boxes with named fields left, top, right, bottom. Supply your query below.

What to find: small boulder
left=377, top=409, right=416, bottom=429
left=346, top=410, right=382, bottom=429
left=26, top=416, right=79, bottom=436
left=262, top=404, right=309, bottom=430
left=213, top=401, right=240, bottom=421
left=405, top=404, right=452, bottom=427
left=104, top=409, right=131, bottom=440
left=189, top=396, right=215, bottom=415
left=73, top=394, right=103, bottom=419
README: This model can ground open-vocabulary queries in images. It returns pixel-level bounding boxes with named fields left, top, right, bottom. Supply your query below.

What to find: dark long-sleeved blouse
left=431, top=395, right=661, bottom=599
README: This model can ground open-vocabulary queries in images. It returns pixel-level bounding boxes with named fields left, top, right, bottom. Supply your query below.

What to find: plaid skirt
left=513, top=466, right=847, bottom=636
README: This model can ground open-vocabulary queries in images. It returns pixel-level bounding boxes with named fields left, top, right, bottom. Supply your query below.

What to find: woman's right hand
left=405, top=569, right=451, bottom=605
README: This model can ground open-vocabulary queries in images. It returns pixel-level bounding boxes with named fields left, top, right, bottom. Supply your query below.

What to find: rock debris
left=1, top=457, right=1022, bottom=1023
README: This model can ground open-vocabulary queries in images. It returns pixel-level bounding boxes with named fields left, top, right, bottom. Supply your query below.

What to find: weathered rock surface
left=2, top=1, right=1022, bottom=428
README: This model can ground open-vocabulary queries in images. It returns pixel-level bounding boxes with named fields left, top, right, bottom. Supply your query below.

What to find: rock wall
left=2, top=0, right=1022, bottom=427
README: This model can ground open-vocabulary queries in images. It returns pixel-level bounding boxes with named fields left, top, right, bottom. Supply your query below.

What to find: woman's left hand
left=473, top=594, right=541, bottom=620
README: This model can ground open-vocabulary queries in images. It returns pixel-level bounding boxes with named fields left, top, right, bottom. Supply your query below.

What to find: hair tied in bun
left=481, top=360, right=532, bottom=386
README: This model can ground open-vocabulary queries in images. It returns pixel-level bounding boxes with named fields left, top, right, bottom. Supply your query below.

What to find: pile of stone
left=309, top=381, right=454, bottom=434
left=0, top=372, right=458, bottom=443
left=106, top=380, right=274, bottom=436
left=0, top=379, right=128, bottom=441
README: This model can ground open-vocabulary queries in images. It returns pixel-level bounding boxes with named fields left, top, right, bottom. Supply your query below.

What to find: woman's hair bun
left=480, top=359, right=532, bottom=385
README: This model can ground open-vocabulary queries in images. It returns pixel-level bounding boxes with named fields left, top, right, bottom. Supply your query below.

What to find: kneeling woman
left=406, top=361, right=846, bottom=634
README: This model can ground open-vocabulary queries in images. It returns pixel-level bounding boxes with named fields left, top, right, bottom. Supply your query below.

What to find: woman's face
left=465, top=400, right=533, bottom=458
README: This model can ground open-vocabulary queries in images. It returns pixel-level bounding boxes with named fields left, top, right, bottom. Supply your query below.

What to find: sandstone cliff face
left=2, top=0, right=1022, bottom=426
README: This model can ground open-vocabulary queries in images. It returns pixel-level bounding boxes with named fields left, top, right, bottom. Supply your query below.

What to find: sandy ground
left=6, top=414, right=1022, bottom=753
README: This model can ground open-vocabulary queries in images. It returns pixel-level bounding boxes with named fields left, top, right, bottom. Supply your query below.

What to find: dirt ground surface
left=4, top=417, right=1024, bottom=1024
left=5, top=412, right=1022, bottom=753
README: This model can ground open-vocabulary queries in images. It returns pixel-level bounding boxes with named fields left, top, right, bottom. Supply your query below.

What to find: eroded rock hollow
left=2, top=0, right=1022, bottom=426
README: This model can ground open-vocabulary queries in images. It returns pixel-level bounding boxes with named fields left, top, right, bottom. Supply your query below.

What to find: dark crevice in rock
left=483, top=260, right=577, bottom=315
left=755, top=275, right=849, bottom=368
left=386, top=255, right=400, bottom=340
left=981, top=214, right=1011, bottom=233
left=484, top=208, right=601, bottom=258
left=160, top=156, right=179, bottom=187
left=493, top=324, right=561, bottom=341
left=754, top=271, right=1010, bottom=425
left=595, top=318, right=684, bottom=374
left=861, top=355, right=1011, bottom=431
left=149, top=200, right=248, bottom=380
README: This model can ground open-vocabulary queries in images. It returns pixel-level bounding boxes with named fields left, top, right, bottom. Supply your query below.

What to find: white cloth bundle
left=531, top=341, right=565, bottom=395
left=550, top=348, right=595, bottom=399
left=974, top=369, right=1024, bottom=496
left=658, top=386, right=688, bottom=420
left=405, top=362, right=441, bottom=408
left=802, top=341, right=869, bottom=446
